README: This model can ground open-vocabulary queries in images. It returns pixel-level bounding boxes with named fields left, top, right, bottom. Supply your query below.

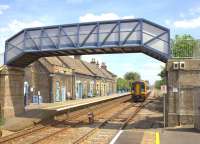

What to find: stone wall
left=0, top=66, right=24, bottom=119
left=166, top=59, right=200, bottom=127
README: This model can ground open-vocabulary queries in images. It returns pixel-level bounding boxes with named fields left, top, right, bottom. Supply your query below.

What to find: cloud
left=164, top=6, right=200, bottom=29
left=79, top=13, right=134, bottom=22
left=189, top=7, right=200, bottom=16
left=0, top=19, right=44, bottom=33
left=0, top=20, right=44, bottom=52
left=173, top=16, right=200, bottom=29
left=0, top=4, right=9, bottom=15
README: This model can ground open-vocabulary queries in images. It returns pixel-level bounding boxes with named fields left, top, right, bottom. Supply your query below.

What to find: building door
left=61, top=85, right=66, bottom=101
left=76, top=81, right=83, bottom=99
left=24, top=81, right=29, bottom=106
left=78, top=83, right=83, bottom=99
left=55, top=81, right=61, bottom=102
left=89, top=81, right=94, bottom=97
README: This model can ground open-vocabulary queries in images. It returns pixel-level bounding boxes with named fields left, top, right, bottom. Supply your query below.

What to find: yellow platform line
left=155, top=131, right=160, bottom=144
left=140, top=131, right=160, bottom=144
left=141, top=131, right=155, bottom=144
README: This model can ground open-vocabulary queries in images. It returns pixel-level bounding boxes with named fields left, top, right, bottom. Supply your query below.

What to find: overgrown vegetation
left=155, top=34, right=197, bottom=89
left=0, top=116, right=5, bottom=126
left=154, top=66, right=166, bottom=89
left=172, top=34, right=197, bottom=57
left=117, top=72, right=141, bottom=92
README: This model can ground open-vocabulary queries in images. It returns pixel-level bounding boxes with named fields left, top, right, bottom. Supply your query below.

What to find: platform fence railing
left=171, top=39, right=200, bottom=59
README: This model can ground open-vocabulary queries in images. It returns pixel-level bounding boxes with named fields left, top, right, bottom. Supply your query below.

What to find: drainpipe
left=72, top=69, right=76, bottom=100
left=49, top=73, right=55, bottom=103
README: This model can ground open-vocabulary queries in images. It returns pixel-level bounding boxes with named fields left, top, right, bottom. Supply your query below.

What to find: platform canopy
left=4, top=18, right=170, bottom=67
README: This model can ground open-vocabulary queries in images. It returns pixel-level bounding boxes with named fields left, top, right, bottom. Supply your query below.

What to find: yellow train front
left=131, top=81, right=148, bottom=102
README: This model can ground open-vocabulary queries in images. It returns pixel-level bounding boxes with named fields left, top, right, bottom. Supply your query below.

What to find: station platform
left=160, top=126, right=200, bottom=144
left=110, top=129, right=158, bottom=144
left=111, top=126, right=200, bottom=144
left=2, top=93, right=129, bottom=132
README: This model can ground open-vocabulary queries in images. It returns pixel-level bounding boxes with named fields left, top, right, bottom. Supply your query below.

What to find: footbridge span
left=4, top=18, right=170, bottom=67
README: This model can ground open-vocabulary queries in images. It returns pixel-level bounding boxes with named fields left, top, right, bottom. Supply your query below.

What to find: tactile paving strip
left=113, top=130, right=157, bottom=144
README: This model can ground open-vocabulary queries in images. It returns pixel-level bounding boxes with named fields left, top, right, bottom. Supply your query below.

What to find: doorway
left=76, top=81, right=83, bottom=99
left=61, top=85, right=66, bottom=101
left=55, top=81, right=61, bottom=102
left=24, top=81, right=29, bottom=106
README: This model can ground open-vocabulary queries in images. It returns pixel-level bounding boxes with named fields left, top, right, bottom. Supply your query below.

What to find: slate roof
left=58, top=56, right=94, bottom=76
left=44, top=57, right=64, bottom=67
left=37, top=56, right=116, bottom=79
left=99, top=68, right=114, bottom=80
left=81, top=61, right=106, bottom=78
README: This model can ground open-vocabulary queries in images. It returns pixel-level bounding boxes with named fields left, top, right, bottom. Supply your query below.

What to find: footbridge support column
left=166, top=59, right=200, bottom=127
left=0, top=66, right=25, bottom=119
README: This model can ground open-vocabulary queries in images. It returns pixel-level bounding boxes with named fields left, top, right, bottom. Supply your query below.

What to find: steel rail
left=0, top=95, right=130, bottom=144
left=73, top=93, right=152, bottom=144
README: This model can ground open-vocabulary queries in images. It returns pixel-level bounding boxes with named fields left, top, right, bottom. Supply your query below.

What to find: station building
left=24, top=56, right=117, bottom=105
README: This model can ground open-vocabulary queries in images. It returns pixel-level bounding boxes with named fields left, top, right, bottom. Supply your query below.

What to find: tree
left=154, top=80, right=162, bottom=89
left=124, top=72, right=141, bottom=82
left=172, top=34, right=197, bottom=57
left=154, top=66, right=166, bottom=89
left=124, top=72, right=141, bottom=90
left=117, top=77, right=129, bottom=91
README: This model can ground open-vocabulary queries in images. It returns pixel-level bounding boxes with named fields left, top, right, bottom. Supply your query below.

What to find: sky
left=0, top=0, right=200, bottom=84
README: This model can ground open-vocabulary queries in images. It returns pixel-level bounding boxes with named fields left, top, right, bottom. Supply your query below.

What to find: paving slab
left=160, top=126, right=200, bottom=144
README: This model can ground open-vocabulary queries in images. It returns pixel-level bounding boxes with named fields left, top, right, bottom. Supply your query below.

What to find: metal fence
left=171, top=39, right=200, bottom=58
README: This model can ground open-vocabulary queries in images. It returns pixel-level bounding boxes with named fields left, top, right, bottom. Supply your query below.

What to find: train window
left=141, top=84, right=145, bottom=92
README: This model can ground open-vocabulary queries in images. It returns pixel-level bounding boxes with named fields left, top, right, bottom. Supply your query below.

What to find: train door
left=141, top=83, right=145, bottom=94
left=135, top=83, right=140, bottom=95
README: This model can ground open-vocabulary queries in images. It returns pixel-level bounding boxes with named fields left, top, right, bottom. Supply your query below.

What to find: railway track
left=0, top=95, right=131, bottom=144
left=72, top=99, right=151, bottom=144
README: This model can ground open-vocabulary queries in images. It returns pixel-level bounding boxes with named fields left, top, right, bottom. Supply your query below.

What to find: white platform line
left=109, top=130, right=123, bottom=144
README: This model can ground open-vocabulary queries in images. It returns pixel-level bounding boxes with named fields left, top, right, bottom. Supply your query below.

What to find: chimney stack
left=90, top=58, right=96, bottom=64
left=96, top=61, right=99, bottom=67
left=101, top=62, right=107, bottom=70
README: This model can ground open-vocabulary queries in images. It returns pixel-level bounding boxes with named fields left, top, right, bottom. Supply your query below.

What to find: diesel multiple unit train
left=131, top=81, right=149, bottom=102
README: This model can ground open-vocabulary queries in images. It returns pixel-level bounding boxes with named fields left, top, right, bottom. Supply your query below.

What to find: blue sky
left=0, top=0, right=200, bottom=84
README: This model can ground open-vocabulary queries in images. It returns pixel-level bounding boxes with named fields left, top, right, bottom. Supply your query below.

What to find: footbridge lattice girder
left=4, top=18, right=170, bottom=67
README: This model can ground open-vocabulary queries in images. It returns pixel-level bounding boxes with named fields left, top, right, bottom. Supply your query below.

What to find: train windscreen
left=141, top=83, right=145, bottom=92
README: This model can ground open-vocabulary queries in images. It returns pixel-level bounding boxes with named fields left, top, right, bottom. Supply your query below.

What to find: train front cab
left=131, top=81, right=147, bottom=102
